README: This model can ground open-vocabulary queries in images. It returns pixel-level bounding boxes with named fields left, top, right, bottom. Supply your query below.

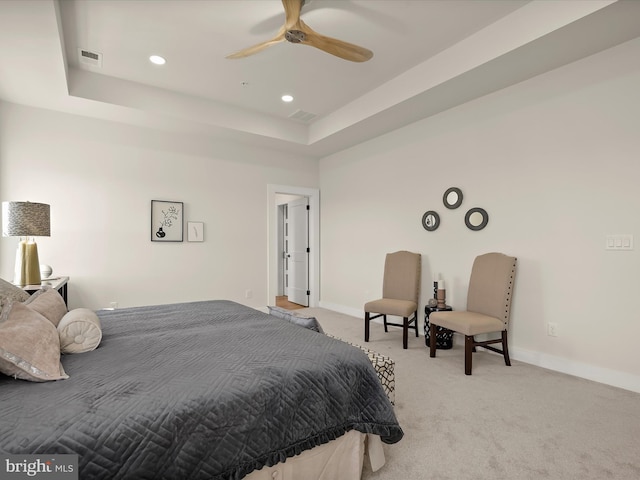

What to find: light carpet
left=300, top=307, right=640, bottom=480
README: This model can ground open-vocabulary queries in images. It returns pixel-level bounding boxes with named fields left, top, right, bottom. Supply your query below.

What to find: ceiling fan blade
left=282, top=0, right=303, bottom=30
left=227, top=0, right=373, bottom=62
left=226, top=28, right=286, bottom=59
left=299, top=21, right=373, bottom=63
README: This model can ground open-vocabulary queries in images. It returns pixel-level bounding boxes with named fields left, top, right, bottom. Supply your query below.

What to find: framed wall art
left=151, top=200, right=183, bottom=242
left=187, top=222, right=204, bottom=242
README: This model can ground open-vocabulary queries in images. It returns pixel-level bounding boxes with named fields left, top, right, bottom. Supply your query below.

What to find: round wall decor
left=422, top=211, right=440, bottom=231
left=443, top=187, right=463, bottom=209
left=465, top=207, right=489, bottom=231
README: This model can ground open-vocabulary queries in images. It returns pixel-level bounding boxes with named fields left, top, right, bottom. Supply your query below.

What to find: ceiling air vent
left=288, top=109, right=317, bottom=123
left=78, top=48, right=102, bottom=68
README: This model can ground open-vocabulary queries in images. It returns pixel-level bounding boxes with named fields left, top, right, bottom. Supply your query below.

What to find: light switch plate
left=606, top=234, right=633, bottom=250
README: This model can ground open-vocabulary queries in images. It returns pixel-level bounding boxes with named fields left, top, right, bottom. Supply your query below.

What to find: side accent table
left=424, top=304, right=453, bottom=349
left=21, top=276, right=69, bottom=307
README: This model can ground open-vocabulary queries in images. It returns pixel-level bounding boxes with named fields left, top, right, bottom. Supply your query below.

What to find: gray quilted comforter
left=0, top=300, right=402, bottom=479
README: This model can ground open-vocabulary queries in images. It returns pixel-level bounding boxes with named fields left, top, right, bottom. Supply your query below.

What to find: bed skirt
left=245, top=432, right=384, bottom=480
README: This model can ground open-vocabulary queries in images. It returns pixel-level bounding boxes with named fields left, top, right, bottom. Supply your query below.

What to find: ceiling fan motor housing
left=285, top=30, right=306, bottom=43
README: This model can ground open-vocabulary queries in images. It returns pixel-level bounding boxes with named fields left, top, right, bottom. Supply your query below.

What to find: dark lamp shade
left=2, top=201, right=50, bottom=237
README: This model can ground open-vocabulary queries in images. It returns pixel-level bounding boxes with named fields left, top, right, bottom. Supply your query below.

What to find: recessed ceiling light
left=281, top=94, right=294, bottom=102
left=149, top=55, right=166, bottom=65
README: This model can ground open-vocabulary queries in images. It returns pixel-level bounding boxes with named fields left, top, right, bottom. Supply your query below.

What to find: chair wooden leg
left=413, top=311, right=419, bottom=337
left=429, top=323, right=437, bottom=357
left=465, top=335, right=474, bottom=375
left=402, top=317, right=408, bottom=349
left=502, top=330, right=511, bottom=366
left=364, top=312, right=370, bottom=342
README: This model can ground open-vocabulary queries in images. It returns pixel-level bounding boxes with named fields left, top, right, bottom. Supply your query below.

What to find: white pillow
left=57, top=308, right=102, bottom=354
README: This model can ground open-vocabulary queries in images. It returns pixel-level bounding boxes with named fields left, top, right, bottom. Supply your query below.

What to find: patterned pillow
left=267, top=306, right=324, bottom=333
left=0, top=277, right=29, bottom=309
left=24, top=286, right=68, bottom=327
left=0, top=301, right=68, bottom=382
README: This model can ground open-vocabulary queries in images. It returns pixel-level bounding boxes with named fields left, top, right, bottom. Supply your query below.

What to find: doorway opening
left=277, top=196, right=309, bottom=309
left=268, top=185, right=319, bottom=309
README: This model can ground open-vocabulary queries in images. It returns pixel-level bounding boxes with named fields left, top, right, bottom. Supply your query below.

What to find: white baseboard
left=318, top=301, right=362, bottom=319
left=317, top=301, right=640, bottom=394
left=510, top=347, right=640, bottom=394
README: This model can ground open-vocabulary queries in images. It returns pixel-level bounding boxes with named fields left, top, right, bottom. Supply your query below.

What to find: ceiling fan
left=226, top=0, right=373, bottom=62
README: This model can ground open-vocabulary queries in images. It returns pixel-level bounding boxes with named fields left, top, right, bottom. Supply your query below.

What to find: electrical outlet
left=547, top=322, right=558, bottom=337
left=245, top=289, right=252, bottom=299
left=110, top=301, right=118, bottom=309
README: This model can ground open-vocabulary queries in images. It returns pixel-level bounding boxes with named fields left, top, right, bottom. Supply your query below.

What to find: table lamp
left=2, top=201, right=50, bottom=286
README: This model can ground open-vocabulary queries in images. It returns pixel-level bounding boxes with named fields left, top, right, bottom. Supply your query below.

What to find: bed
left=0, top=299, right=402, bottom=479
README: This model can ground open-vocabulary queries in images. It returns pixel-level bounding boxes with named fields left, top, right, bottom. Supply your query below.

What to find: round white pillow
left=57, top=308, right=102, bottom=354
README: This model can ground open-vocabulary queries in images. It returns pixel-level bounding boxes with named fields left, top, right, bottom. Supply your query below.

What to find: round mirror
left=422, top=210, right=440, bottom=231
left=464, top=207, right=489, bottom=231
left=443, top=187, right=463, bottom=209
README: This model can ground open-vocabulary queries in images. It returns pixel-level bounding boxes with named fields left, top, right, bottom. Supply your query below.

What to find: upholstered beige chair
left=429, top=252, right=517, bottom=375
left=364, top=251, right=421, bottom=349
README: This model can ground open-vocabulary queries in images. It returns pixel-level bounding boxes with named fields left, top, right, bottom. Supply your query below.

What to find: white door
left=286, top=197, right=309, bottom=306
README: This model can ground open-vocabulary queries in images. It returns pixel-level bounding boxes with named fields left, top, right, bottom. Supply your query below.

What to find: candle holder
left=437, top=288, right=446, bottom=309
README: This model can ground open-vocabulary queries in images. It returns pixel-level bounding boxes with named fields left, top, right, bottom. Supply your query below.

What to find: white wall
left=2, top=38, right=639, bottom=393
left=0, top=103, right=318, bottom=310
left=319, top=38, right=640, bottom=392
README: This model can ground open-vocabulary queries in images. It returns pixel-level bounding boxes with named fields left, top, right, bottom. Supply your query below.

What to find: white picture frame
left=187, top=222, right=204, bottom=242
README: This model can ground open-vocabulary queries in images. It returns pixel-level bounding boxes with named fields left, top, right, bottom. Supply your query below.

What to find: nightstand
left=21, top=276, right=69, bottom=306
left=424, top=304, right=453, bottom=349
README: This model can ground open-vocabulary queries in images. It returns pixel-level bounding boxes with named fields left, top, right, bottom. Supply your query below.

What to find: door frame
left=268, top=184, right=319, bottom=308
